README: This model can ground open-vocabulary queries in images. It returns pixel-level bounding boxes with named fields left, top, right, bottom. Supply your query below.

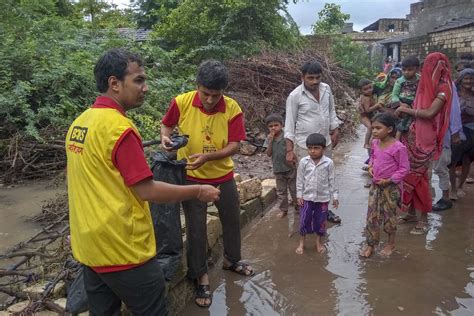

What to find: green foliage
left=331, top=36, right=378, bottom=86
left=132, top=0, right=181, bottom=29
left=155, top=0, right=302, bottom=59
left=312, top=3, right=350, bottom=35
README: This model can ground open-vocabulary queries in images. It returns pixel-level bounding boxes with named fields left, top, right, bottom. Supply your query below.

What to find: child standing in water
left=296, top=133, right=339, bottom=255
left=360, top=114, right=409, bottom=258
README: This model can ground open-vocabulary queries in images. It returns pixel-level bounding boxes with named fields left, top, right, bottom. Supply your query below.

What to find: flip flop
left=222, top=262, right=255, bottom=277
left=327, top=210, right=341, bottom=224
left=194, top=284, right=212, bottom=308
left=397, top=214, right=417, bottom=224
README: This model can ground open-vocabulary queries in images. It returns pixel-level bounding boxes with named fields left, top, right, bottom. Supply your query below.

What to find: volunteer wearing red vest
left=66, top=49, right=220, bottom=315
left=161, top=60, right=254, bottom=308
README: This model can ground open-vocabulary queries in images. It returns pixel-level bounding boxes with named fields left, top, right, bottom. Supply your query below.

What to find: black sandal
left=194, top=284, right=212, bottom=308
left=222, top=262, right=255, bottom=277
left=327, top=210, right=341, bottom=224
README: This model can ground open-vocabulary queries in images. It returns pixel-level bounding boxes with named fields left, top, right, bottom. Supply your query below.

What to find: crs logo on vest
left=70, top=126, right=88, bottom=144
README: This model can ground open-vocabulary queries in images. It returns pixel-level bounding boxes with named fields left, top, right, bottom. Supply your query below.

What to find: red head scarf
left=413, top=52, right=453, bottom=159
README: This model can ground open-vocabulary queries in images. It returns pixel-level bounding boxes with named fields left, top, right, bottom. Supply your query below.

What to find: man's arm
left=132, top=179, right=220, bottom=203
left=284, top=93, right=298, bottom=164
left=160, top=124, right=175, bottom=150
left=328, top=88, right=340, bottom=148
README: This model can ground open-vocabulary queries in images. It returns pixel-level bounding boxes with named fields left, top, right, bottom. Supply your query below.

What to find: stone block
left=234, top=173, right=242, bottom=183
left=206, top=205, right=219, bottom=217
left=207, top=215, right=222, bottom=249
left=0, top=312, right=10, bottom=316
left=240, top=198, right=263, bottom=226
left=23, top=281, right=65, bottom=299
left=7, top=301, right=29, bottom=313
left=237, top=178, right=262, bottom=204
left=260, top=185, right=277, bottom=210
left=239, top=141, right=257, bottom=156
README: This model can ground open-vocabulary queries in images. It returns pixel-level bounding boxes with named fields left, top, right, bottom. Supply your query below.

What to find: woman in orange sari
left=395, top=52, right=453, bottom=234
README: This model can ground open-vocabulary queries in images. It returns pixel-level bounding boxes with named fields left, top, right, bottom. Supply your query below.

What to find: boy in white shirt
left=295, top=133, right=339, bottom=255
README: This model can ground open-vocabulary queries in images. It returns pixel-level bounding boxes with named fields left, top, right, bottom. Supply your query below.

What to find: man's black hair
left=372, top=113, right=397, bottom=137
left=306, top=133, right=326, bottom=147
left=196, top=60, right=229, bottom=90
left=455, top=59, right=472, bottom=71
left=401, top=55, right=420, bottom=68
left=358, top=78, right=372, bottom=89
left=94, top=48, right=143, bottom=93
left=265, top=113, right=283, bottom=126
left=300, top=60, right=323, bottom=75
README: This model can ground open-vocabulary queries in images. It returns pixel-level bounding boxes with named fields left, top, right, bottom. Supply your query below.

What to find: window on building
left=387, top=24, right=395, bottom=32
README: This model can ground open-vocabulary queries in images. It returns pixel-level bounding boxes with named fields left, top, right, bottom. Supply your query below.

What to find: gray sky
left=110, top=0, right=415, bottom=34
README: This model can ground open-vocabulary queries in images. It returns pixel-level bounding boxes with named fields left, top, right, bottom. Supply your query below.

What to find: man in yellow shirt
left=66, top=49, right=220, bottom=315
left=161, top=60, right=253, bottom=308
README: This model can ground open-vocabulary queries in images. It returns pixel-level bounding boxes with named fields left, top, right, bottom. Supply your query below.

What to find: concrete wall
left=408, top=0, right=474, bottom=36
left=349, top=32, right=407, bottom=45
left=401, top=25, right=474, bottom=63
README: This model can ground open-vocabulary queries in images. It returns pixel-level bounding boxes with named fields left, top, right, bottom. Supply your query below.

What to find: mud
left=0, top=181, right=64, bottom=254
left=184, top=126, right=474, bottom=315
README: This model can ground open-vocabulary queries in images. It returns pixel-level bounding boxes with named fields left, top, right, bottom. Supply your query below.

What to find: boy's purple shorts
left=299, top=201, right=328, bottom=236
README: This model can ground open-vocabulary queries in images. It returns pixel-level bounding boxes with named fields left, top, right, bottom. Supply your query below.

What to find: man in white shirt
left=285, top=60, right=341, bottom=223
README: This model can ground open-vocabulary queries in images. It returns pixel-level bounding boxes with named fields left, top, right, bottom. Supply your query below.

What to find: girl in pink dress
left=360, top=113, right=410, bottom=258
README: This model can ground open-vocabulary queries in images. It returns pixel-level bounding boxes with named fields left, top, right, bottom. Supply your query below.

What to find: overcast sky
left=109, top=0, right=415, bottom=34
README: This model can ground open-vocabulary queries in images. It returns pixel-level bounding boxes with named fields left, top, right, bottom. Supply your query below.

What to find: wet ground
left=184, top=127, right=474, bottom=315
left=0, top=181, right=63, bottom=253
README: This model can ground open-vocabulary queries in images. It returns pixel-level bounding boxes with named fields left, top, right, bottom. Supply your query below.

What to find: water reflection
left=207, top=270, right=296, bottom=316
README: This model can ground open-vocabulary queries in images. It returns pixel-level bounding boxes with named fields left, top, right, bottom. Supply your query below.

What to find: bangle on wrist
left=197, top=186, right=202, bottom=199
left=415, top=109, right=418, bottom=118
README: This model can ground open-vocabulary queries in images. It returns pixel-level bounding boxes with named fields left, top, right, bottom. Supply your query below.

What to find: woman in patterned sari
left=395, top=52, right=453, bottom=234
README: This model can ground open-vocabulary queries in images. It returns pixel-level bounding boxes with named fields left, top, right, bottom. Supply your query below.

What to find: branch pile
left=0, top=193, right=74, bottom=314
left=0, top=126, right=66, bottom=184
left=225, top=50, right=357, bottom=137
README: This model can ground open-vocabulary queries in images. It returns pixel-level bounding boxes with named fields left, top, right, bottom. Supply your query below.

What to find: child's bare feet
left=276, top=210, right=287, bottom=218
left=359, top=245, right=374, bottom=258
left=295, top=246, right=304, bottom=255
left=379, top=244, right=395, bottom=257
left=316, top=244, right=327, bottom=254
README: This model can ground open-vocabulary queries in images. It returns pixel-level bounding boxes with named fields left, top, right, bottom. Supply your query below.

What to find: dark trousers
left=182, top=178, right=241, bottom=280
left=83, top=259, right=167, bottom=316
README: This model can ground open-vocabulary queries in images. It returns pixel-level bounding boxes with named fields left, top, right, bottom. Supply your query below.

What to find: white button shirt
left=296, top=155, right=338, bottom=202
left=285, top=82, right=341, bottom=149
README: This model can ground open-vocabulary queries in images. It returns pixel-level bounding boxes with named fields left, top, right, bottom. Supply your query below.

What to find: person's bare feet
left=295, top=246, right=304, bottom=255
left=379, top=244, right=395, bottom=257
left=276, top=210, right=288, bottom=219
left=316, top=244, right=327, bottom=254
left=359, top=245, right=374, bottom=258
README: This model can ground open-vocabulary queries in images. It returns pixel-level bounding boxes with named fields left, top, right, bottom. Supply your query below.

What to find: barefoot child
left=360, top=114, right=409, bottom=258
left=357, top=79, right=381, bottom=149
left=295, top=133, right=339, bottom=255
left=263, top=113, right=297, bottom=219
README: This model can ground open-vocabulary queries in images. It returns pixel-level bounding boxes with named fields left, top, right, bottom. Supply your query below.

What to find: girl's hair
left=358, top=78, right=372, bottom=89
left=372, top=113, right=397, bottom=137
left=306, top=133, right=326, bottom=147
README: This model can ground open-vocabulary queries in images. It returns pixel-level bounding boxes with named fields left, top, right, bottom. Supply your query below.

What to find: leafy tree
left=312, top=3, right=350, bottom=34
left=131, top=0, right=181, bottom=29
left=155, top=0, right=301, bottom=58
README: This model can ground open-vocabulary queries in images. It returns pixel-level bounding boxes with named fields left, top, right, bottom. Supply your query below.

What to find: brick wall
left=401, top=25, right=474, bottom=63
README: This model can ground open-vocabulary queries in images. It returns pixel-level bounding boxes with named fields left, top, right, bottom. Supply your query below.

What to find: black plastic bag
left=150, top=151, right=187, bottom=281
left=66, top=267, right=89, bottom=314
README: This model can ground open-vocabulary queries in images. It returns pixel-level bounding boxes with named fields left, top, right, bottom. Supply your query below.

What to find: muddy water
left=184, top=127, right=474, bottom=315
left=0, top=181, right=63, bottom=254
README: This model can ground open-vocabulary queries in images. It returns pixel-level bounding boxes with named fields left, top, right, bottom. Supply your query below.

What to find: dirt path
left=184, top=126, right=474, bottom=315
